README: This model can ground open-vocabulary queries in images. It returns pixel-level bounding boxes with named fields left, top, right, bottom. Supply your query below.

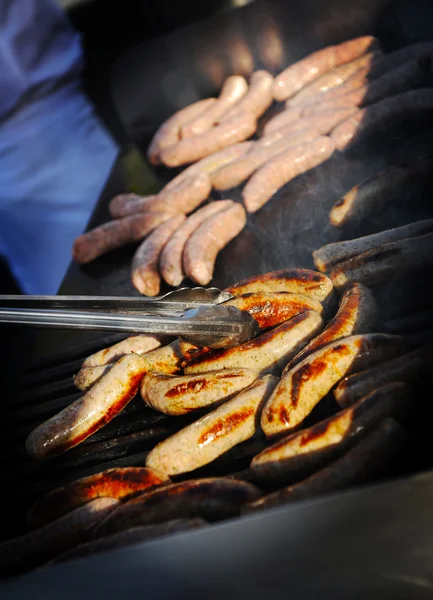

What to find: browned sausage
left=131, top=215, right=186, bottom=296
left=72, top=212, right=176, bottom=264
left=160, top=112, right=257, bottom=167
left=220, top=71, right=274, bottom=121
left=147, top=98, right=216, bottom=164
left=251, top=381, right=408, bottom=484
left=159, top=201, right=233, bottom=287
left=226, top=268, right=334, bottom=304
left=283, top=283, right=377, bottom=372
left=183, top=202, right=246, bottom=285
left=28, top=467, right=170, bottom=527
left=82, top=334, right=166, bottom=368
left=262, top=107, right=303, bottom=135
left=273, top=36, right=377, bottom=101
left=242, top=136, right=335, bottom=213
left=181, top=76, right=248, bottom=138
left=92, top=478, right=261, bottom=538
left=245, top=418, right=406, bottom=512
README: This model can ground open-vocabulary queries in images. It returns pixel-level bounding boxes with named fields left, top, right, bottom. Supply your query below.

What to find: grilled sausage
left=283, top=283, right=377, bottom=372
left=73, top=364, right=114, bottom=392
left=82, top=335, right=166, bottom=368
left=147, top=98, right=216, bottom=164
left=329, top=233, right=433, bottom=290
left=0, top=498, right=119, bottom=576
left=329, top=157, right=433, bottom=228
left=211, top=129, right=319, bottom=190
left=92, top=478, right=261, bottom=538
left=314, top=220, right=433, bottom=271
left=109, top=173, right=211, bottom=219
left=131, top=215, right=186, bottom=296
left=159, top=201, right=233, bottom=287
left=140, top=368, right=258, bottom=415
left=26, top=341, right=185, bottom=459
left=334, top=342, right=433, bottom=407
left=184, top=310, right=323, bottom=376
left=183, top=203, right=246, bottom=285
left=146, top=375, right=278, bottom=476
left=226, top=268, right=334, bottom=304
left=273, top=36, right=377, bottom=101
left=330, top=89, right=433, bottom=151
left=245, top=418, right=406, bottom=512
left=261, top=333, right=408, bottom=437
left=242, top=136, right=335, bottom=213
left=220, top=71, right=274, bottom=121
left=28, top=467, right=170, bottom=527
left=262, top=107, right=303, bottom=135
left=72, top=212, right=176, bottom=264
left=287, top=52, right=376, bottom=107
left=160, top=112, right=257, bottom=167
left=181, top=76, right=248, bottom=138
left=368, top=41, right=433, bottom=79
left=51, top=519, right=207, bottom=565
left=251, top=381, right=408, bottom=484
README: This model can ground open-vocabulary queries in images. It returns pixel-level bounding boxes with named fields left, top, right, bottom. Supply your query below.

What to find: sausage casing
left=82, top=334, right=166, bottom=368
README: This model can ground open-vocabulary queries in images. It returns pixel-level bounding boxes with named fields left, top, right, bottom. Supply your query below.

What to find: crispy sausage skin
left=28, top=467, right=170, bottom=527
left=184, top=310, right=323, bottom=376
left=159, top=201, right=233, bottom=287
left=245, top=418, right=406, bottom=513
left=242, top=136, right=335, bottom=213
left=92, top=478, right=261, bottom=538
left=146, top=375, right=278, bottom=477
left=140, top=368, right=258, bottom=415
left=72, top=212, right=176, bottom=264
left=329, top=233, right=433, bottom=290
left=183, top=203, right=246, bottom=285
left=251, top=381, right=408, bottom=484
left=261, top=333, right=408, bottom=437
left=226, top=268, right=334, bottom=304
left=82, top=335, right=166, bottom=368
left=131, top=215, right=186, bottom=296
left=273, top=36, right=377, bottom=101
left=283, top=283, right=377, bottom=372
left=220, top=70, right=274, bottom=121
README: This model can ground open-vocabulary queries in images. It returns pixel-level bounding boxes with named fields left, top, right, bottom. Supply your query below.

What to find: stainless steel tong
left=0, top=288, right=259, bottom=349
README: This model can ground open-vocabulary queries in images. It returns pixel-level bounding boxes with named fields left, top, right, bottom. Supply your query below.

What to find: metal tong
left=0, top=288, right=259, bottom=349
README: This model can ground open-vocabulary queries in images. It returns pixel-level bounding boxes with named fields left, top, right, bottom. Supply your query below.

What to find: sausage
left=183, top=203, right=246, bottom=285
left=314, top=220, right=433, bottom=271
left=245, top=418, right=406, bottom=513
left=242, top=136, right=335, bottom=213
left=330, top=89, right=433, bottom=151
left=267, top=106, right=357, bottom=139
left=82, top=335, right=166, bottom=368
left=273, top=36, right=377, bottom=101
left=92, top=478, right=261, bottom=538
left=131, top=215, right=186, bottom=296
left=287, top=52, right=376, bottom=107
left=329, top=157, right=433, bottom=228
left=73, top=364, right=114, bottom=392
left=223, top=291, right=323, bottom=329
left=220, top=71, right=274, bottom=122
left=159, top=201, right=233, bottom=287
left=283, top=283, right=377, bottom=373
left=147, top=98, right=216, bottom=164
left=261, top=333, right=408, bottom=437
left=146, top=375, right=278, bottom=477
left=181, top=76, right=248, bottom=138
left=256, top=124, right=320, bottom=151
left=262, top=107, right=303, bottom=136
left=312, top=64, right=370, bottom=104
left=211, top=128, right=320, bottom=190
left=329, top=233, right=433, bottom=290
left=160, top=112, right=257, bottom=167
left=26, top=341, right=185, bottom=459
left=51, top=519, right=206, bottom=565
left=226, top=268, right=334, bottom=304
left=334, top=343, right=433, bottom=407
left=0, top=498, right=119, bottom=576
left=140, top=368, right=258, bottom=415
left=109, top=173, right=211, bottom=219
left=184, top=310, right=323, bottom=376
left=251, top=381, right=408, bottom=485
left=368, top=41, right=433, bottom=79
left=27, top=468, right=170, bottom=527
left=72, top=212, right=176, bottom=264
